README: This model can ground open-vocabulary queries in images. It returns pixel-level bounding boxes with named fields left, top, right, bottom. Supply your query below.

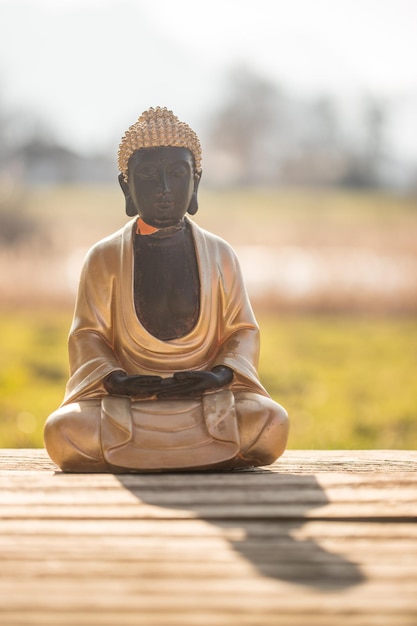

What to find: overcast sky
left=0, top=0, right=416, bottom=159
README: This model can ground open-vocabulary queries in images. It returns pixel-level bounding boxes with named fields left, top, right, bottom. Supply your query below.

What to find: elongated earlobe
left=187, top=171, right=201, bottom=216
left=118, top=173, right=138, bottom=217
left=187, top=192, right=198, bottom=216
left=125, top=197, right=138, bottom=217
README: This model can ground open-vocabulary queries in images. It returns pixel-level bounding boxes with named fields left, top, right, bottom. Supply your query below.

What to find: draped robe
left=45, top=217, right=287, bottom=471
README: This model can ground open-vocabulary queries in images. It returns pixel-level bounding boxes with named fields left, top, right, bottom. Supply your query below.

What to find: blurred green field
left=0, top=309, right=416, bottom=450
left=259, top=315, right=417, bottom=449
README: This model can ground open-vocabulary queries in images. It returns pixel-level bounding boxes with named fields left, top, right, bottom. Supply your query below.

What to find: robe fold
left=63, top=217, right=268, bottom=406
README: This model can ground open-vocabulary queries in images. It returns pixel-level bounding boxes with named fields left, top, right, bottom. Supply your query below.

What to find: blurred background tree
left=203, top=67, right=393, bottom=189
left=0, top=67, right=408, bottom=191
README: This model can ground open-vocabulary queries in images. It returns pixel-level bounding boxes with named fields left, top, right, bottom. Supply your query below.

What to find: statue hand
left=104, top=371, right=163, bottom=398
left=156, top=365, right=233, bottom=399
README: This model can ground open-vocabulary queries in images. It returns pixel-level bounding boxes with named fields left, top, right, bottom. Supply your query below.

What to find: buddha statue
left=44, top=107, right=289, bottom=472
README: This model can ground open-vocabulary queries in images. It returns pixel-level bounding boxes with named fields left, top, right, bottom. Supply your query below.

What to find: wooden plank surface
left=0, top=449, right=416, bottom=625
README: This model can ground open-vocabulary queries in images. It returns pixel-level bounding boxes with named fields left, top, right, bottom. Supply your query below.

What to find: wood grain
left=0, top=449, right=416, bottom=625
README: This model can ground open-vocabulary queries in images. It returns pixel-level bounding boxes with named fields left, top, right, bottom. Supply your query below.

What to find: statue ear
left=187, top=171, right=201, bottom=216
left=187, top=192, right=198, bottom=215
left=118, top=173, right=138, bottom=217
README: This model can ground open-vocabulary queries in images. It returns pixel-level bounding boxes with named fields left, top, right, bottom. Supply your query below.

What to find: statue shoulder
left=188, top=219, right=239, bottom=262
left=82, top=219, right=135, bottom=271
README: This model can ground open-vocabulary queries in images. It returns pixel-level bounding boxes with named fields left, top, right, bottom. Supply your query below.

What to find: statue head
left=118, top=107, right=202, bottom=224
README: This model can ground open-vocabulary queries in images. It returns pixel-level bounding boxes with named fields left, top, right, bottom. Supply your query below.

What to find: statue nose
left=159, top=170, right=171, bottom=193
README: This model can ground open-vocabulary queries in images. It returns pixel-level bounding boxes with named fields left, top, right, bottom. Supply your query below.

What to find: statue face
left=127, top=146, right=197, bottom=228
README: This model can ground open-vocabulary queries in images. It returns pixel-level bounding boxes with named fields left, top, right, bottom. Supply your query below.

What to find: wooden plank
left=1, top=486, right=416, bottom=507
left=1, top=448, right=417, bottom=472
left=2, top=480, right=416, bottom=499
left=0, top=517, right=416, bottom=535
left=1, top=459, right=416, bottom=520
left=1, top=525, right=416, bottom=547
left=277, top=450, right=417, bottom=473
left=0, top=449, right=416, bottom=626
left=0, top=580, right=416, bottom=624
left=1, top=554, right=417, bottom=579
left=0, top=610, right=415, bottom=626
left=1, top=502, right=416, bottom=520
left=1, top=471, right=416, bottom=487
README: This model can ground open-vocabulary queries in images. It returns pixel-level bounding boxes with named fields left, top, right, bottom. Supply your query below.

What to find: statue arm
left=211, top=242, right=267, bottom=394
left=63, top=244, right=126, bottom=403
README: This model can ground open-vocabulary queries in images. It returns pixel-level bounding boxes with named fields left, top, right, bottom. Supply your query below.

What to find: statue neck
left=136, top=217, right=186, bottom=238
left=136, top=218, right=159, bottom=235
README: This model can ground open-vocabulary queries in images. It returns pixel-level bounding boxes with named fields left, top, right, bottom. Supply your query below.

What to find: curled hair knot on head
left=118, top=107, right=202, bottom=182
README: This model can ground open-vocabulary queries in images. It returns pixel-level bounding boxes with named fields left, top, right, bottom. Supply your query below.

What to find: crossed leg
left=44, top=393, right=289, bottom=472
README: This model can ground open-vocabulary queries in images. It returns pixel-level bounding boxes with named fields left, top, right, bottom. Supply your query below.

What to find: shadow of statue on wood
left=116, top=470, right=364, bottom=591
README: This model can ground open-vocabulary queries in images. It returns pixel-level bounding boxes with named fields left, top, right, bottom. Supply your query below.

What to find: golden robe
left=44, top=218, right=288, bottom=471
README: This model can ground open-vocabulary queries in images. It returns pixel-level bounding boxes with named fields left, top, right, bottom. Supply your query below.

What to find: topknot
left=118, top=107, right=202, bottom=182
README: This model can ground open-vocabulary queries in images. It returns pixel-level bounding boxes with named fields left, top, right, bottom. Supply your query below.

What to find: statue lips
left=153, top=191, right=174, bottom=209
left=153, top=196, right=175, bottom=216
left=154, top=201, right=174, bottom=210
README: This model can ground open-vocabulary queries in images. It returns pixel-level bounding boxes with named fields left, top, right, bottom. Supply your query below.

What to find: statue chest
left=133, top=223, right=200, bottom=341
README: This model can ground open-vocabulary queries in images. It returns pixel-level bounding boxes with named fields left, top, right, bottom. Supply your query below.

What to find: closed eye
left=135, top=166, right=158, bottom=179
left=167, top=163, right=189, bottom=177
